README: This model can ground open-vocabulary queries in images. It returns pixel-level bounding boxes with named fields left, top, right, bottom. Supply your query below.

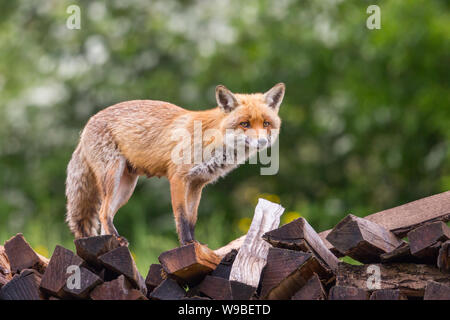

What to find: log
left=291, top=273, right=326, bottom=300
left=97, top=267, right=120, bottom=282
left=98, top=246, right=146, bottom=294
left=437, top=240, right=450, bottom=272
left=194, top=275, right=255, bottom=300
left=214, top=236, right=245, bottom=258
left=159, top=242, right=220, bottom=286
left=336, top=262, right=450, bottom=297
left=210, top=249, right=238, bottom=279
left=319, top=191, right=450, bottom=250
left=40, top=245, right=84, bottom=298
left=90, top=275, right=147, bottom=300
left=408, top=221, right=450, bottom=259
left=423, top=281, right=450, bottom=300
left=63, top=266, right=103, bottom=299
left=229, top=280, right=255, bottom=300
left=223, top=192, right=450, bottom=255
left=259, top=247, right=330, bottom=300
left=0, top=245, right=12, bottom=287
left=183, top=296, right=211, bottom=300
left=4, top=233, right=49, bottom=274
left=0, top=269, right=44, bottom=300
left=74, top=235, right=121, bottom=269
left=328, top=286, right=369, bottom=300
left=229, top=198, right=284, bottom=289
left=326, top=214, right=403, bottom=263
left=263, top=217, right=339, bottom=272
left=145, top=264, right=165, bottom=294
left=149, top=278, right=186, bottom=300
left=380, top=242, right=425, bottom=263
left=196, top=275, right=233, bottom=300
left=370, top=289, right=407, bottom=300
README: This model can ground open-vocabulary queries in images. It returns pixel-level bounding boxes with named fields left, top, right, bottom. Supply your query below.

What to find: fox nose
left=258, top=138, right=268, bottom=146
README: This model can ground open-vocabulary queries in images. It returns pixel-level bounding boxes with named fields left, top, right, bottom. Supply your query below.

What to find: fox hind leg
left=97, top=156, right=138, bottom=246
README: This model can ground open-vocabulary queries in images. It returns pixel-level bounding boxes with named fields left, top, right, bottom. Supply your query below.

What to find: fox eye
left=240, top=121, right=250, bottom=128
left=263, top=121, right=270, bottom=127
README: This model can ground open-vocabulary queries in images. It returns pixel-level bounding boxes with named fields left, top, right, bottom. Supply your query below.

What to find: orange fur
left=65, top=84, right=285, bottom=245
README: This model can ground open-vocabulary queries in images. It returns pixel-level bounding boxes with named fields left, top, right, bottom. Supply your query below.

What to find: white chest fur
left=188, top=149, right=242, bottom=181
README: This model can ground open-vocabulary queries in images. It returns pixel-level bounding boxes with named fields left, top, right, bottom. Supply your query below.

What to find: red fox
left=65, top=83, right=285, bottom=246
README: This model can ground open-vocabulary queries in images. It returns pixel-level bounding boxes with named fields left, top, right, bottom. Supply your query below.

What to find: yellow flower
left=34, top=245, right=49, bottom=259
left=238, top=217, right=252, bottom=233
left=257, top=193, right=280, bottom=204
left=131, top=251, right=137, bottom=263
left=282, top=211, right=301, bottom=225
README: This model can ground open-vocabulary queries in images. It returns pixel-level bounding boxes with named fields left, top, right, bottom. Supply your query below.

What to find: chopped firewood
left=0, top=269, right=44, bottom=300
left=145, top=264, right=165, bottom=294
left=40, top=245, right=84, bottom=298
left=98, top=246, right=146, bottom=294
left=90, top=275, right=147, bottom=300
left=149, top=278, right=186, bottom=300
left=326, top=214, right=403, bottom=263
left=211, top=249, right=238, bottom=279
left=0, top=245, right=12, bottom=287
left=63, top=266, right=103, bottom=299
left=263, top=217, right=339, bottom=272
left=214, top=236, right=245, bottom=258
left=97, top=267, right=120, bottom=282
left=4, top=234, right=49, bottom=274
left=380, top=242, right=425, bottom=263
left=291, top=273, right=326, bottom=300
left=423, top=281, right=450, bottom=300
left=196, top=275, right=233, bottom=300
left=230, top=199, right=284, bottom=288
left=371, top=191, right=450, bottom=236
left=183, top=296, right=211, bottom=300
left=319, top=191, right=450, bottom=251
left=74, top=235, right=121, bottom=268
left=260, top=247, right=330, bottom=300
left=219, top=192, right=450, bottom=257
left=437, top=240, right=450, bottom=272
left=230, top=280, right=256, bottom=300
left=159, top=242, right=220, bottom=286
left=337, top=262, right=450, bottom=297
left=408, top=221, right=450, bottom=260
left=329, top=286, right=369, bottom=300
left=370, top=289, right=407, bottom=300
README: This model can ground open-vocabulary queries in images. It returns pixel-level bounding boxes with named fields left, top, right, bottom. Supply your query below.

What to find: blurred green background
left=0, top=0, right=449, bottom=273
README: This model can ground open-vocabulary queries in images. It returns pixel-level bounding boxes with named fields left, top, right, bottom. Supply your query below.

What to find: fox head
left=216, top=83, right=285, bottom=151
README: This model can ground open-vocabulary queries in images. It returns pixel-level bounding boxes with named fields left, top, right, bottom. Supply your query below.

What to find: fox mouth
left=244, top=137, right=270, bottom=150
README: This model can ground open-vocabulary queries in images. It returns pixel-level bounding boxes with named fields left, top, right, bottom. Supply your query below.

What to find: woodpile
left=0, top=192, right=449, bottom=300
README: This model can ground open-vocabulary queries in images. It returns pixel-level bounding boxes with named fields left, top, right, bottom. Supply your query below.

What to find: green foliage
left=340, top=256, right=363, bottom=266
left=0, top=0, right=448, bottom=273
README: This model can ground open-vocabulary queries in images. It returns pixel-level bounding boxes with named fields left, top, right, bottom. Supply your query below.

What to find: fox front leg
left=170, top=175, right=195, bottom=245
left=185, top=180, right=205, bottom=241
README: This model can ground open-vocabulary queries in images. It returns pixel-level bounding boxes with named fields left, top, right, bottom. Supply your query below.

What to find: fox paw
left=116, top=236, right=129, bottom=247
left=182, top=239, right=204, bottom=247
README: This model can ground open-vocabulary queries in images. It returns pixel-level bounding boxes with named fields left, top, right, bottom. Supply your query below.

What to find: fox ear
left=216, top=85, right=238, bottom=113
left=264, top=83, right=285, bottom=111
